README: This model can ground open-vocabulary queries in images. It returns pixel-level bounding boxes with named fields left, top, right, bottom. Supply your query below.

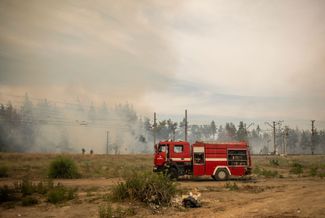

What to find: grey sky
left=0, top=0, right=324, bottom=124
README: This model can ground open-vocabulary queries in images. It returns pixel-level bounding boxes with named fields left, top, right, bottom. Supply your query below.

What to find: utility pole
left=153, top=112, right=157, bottom=146
left=185, top=109, right=188, bottom=141
left=311, top=120, right=315, bottom=155
left=245, top=122, right=255, bottom=141
left=106, top=130, right=109, bottom=155
left=265, top=121, right=277, bottom=155
left=272, top=121, right=276, bottom=154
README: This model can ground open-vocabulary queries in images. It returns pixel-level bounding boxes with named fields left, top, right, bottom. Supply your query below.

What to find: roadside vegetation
left=48, top=156, right=80, bottom=179
left=1, top=153, right=324, bottom=180
left=0, top=177, right=77, bottom=206
left=289, top=162, right=304, bottom=175
left=253, top=165, right=279, bottom=178
left=0, top=153, right=152, bottom=179
left=98, top=203, right=137, bottom=218
left=109, top=171, right=178, bottom=206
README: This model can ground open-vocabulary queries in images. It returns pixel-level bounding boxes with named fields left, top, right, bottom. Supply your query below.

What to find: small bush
left=48, top=156, right=80, bottom=179
left=47, top=184, right=77, bottom=204
left=22, top=196, right=38, bottom=206
left=290, top=162, right=304, bottom=175
left=110, top=172, right=177, bottom=206
left=21, top=177, right=34, bottom=196
left=47, top=186, right=66, bottom=204
left=0, top=178, right=75, bottom=204
left=309, top=166, right=325, bottom=178
left=99, top=204, right=136, bottom=218
left=309, top=166, right=318, bottom=177
left=253, top=165, right=261, bottom=174
left=269, top=159, right=279, bottom=166
left=262, top=169, right=278, bottom=178
left=0, top=165, right=8, bottom=177
left=36, top=180, right=54, bottom=195
left=225, top=182, right=239, bottom=191
left=99, top=204, right=113, bottom=218
left=253, top=166, right=278, bottom=178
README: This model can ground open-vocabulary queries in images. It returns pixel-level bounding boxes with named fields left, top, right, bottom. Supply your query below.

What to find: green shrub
left=269, top=159, right=279, bottom=166
left=290, top=162, right=304, bottom=175
left=0, top=179, right=75, bottom=204
left=0, top=165, right=8, bottom=177
left=262, top=169, right=278, bottom=178
left=309, top=166, right=318, bottom=177
left=99, top=204, right=113, bottom=218
left=47, top=186, right=66, bottom=204
left=21, top=177, right=34, bottom=196
left=110, top=172, right=177, bottom=206
left=225, top=182, right=239, bottom=191
left=22, top=196, right=38, bottom=206
left=309, top=166, right=325, bottom=178
left=14, top=178, right=55, bottom=195
left=253, top=165, right=261, bottom=174
left=48, top=156, right=80, bottom=179
left=319, top=172, right=325, bottom=178
left=99, top=204, right=136, bottom=218
left=47, top=184, right=77, bottom=204
left=35, top=180, right=54, bottom=195
left=253, top=166, right=278, bottom=178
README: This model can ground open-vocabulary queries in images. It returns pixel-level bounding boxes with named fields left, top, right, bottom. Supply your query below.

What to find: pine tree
left=210, top=121, right=217, bottom=139
left=237, top=121, right=247, bottom=141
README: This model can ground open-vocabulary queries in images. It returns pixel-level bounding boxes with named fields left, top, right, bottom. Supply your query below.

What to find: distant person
left=90, top=149, right=93, bottom=155
left=82, top=148, right=85, bottom=155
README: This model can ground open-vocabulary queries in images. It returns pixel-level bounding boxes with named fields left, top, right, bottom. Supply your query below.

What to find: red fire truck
left=153, top=140, right=252, bottom=180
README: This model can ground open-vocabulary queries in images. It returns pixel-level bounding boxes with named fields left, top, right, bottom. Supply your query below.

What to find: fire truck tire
left=168, top=167, right=178, bottom=180
left=215, top=168, right=229, bottom=181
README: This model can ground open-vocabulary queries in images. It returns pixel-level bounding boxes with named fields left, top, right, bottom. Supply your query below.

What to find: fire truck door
left=193, top=146, right=205, bottom=176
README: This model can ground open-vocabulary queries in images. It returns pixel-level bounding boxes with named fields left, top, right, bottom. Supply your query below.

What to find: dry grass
left=0, top=153, right=153, bottom=179
left=0, top=153, right=324, bottom=179
left=252, top=155, right=325, bottom=178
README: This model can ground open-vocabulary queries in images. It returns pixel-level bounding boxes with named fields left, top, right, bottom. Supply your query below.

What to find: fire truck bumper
left=245, top=167, right=252, bottom=175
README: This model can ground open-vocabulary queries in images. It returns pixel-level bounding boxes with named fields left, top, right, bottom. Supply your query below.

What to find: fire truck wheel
left=168, top=167, right=178, bottom=180
left=215, top=169, right=229, bottom=181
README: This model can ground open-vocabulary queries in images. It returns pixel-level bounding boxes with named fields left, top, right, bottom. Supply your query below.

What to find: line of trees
left=143, top=119, right=325, bottom=154
left=0, top=94, right=144, bottom=153
left=1, top=94, right=325, bottom=154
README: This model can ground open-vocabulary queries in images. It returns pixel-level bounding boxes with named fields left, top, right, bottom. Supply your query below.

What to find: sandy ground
left=1, top=177, right=324, bottom=218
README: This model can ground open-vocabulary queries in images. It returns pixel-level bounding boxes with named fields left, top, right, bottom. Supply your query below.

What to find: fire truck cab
left=154, top=140, right=252, bottom=180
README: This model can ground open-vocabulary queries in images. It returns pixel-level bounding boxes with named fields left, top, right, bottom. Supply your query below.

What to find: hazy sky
left=0, top=0, right=325, bottom=124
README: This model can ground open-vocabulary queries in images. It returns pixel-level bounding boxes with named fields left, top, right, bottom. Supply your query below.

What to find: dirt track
left=1, top=177, right=325, bottom=218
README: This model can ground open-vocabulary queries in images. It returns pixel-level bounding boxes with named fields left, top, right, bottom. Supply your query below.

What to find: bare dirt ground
left=1, top=177, right=324, bottom=218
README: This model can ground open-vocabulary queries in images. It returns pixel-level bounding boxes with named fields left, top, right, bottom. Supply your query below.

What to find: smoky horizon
left=0, top=0, right=325, bottom=154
